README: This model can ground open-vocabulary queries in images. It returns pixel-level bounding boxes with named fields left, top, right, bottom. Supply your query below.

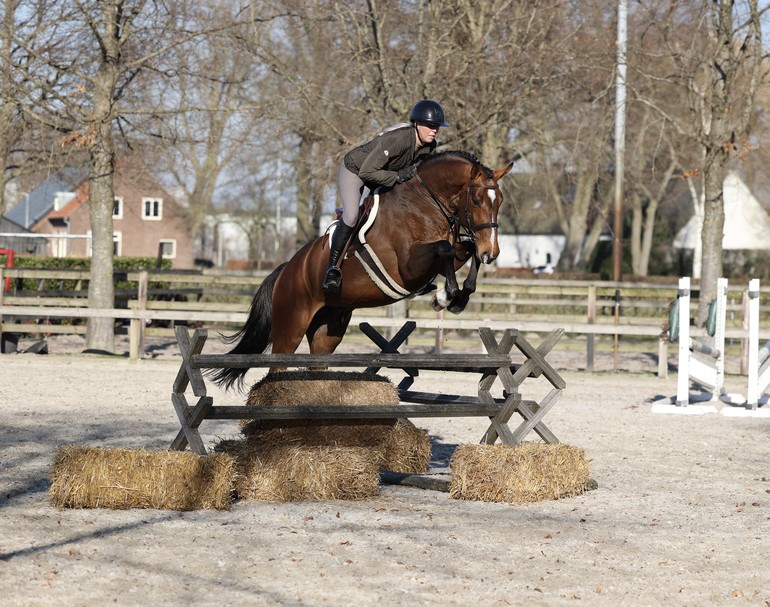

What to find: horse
left=210, top=150, right=514, bottom=391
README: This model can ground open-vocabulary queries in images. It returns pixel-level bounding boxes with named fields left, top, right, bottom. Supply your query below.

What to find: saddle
left=330, top=190, right=429, bottom=300
left=333, top=194, right=376, bottom=243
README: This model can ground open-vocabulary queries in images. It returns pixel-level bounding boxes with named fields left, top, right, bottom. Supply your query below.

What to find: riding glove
left=396, top=164, right=418, bottom=183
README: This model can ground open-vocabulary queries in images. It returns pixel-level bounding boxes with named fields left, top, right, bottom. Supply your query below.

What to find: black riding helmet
left=409, top=99, right=449, bottom=128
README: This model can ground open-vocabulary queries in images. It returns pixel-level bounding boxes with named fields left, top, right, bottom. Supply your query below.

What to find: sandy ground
left=1, top=333, right=769, bottom=606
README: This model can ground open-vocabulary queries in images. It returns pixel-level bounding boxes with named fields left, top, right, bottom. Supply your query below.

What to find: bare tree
left=137, top=3, right=274, bottom=242
left=626, top=127, right=679, bottom=277
left=0, top=0, right=24, bottom=216
left=0, top=0, right=80, bottom=216
left=10, top=1, right=215, bottom=351
left=242, top=0, right=363, bottom=247
left=640, top=1, right=769, bottom=321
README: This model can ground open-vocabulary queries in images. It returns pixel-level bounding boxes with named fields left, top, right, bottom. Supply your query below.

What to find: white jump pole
left=675, top=277, right=692, bottom=407
left=675, top=276, right=727, bottom=407
left=745, top=278, right=770, bottom=410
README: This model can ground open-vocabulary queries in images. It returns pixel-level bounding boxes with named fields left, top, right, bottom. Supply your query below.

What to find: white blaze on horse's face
left=474, top=186, right=501, bottom=265
left=487, top=188, right=498, bottom=250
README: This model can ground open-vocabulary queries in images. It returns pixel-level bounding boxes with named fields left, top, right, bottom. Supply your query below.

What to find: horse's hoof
left=431, top=294, right=447, bottom=311
left=431, top=289, right=451, bottom=311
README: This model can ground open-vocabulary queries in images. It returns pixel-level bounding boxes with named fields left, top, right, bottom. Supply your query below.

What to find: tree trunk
left=85, top=122, right=117, bottom=352
left=696, top=1, right=733, bottom=325
left=85, top=4, right=120, bottom=353
left=697, top=154, right=726, bottom=325
left=556, top=169, right=595, bottom=271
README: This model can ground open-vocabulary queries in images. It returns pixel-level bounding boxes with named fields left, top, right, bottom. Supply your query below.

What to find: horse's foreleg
left=446, top=254, right=480, bottom=314
left=420, top=240, right=461, bottom=312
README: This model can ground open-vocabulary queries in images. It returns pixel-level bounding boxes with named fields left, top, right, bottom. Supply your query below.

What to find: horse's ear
left=492, top=161, right=514, bottom=182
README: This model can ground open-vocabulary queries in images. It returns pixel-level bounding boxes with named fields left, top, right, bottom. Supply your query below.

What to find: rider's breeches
left=338, top=164, right=369, bottom=229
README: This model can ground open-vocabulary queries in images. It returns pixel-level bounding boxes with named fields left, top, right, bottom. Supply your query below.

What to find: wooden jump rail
left=171, top=321, right=567, bottom=455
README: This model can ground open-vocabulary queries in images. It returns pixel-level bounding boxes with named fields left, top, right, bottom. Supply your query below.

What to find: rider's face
left=416, top=122, right=439, bottom=144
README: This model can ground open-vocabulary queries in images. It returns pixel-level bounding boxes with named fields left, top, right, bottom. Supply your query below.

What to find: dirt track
left=1, top=337, right=769, bottom=606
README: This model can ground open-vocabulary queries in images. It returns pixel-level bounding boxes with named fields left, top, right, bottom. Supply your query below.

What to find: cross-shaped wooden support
left=479, top=327, right=565, bottom=445
left=358, top=322, right=565, bottom=446
left=170, top=327, right=212, bottom=455
left=360, top=321, right=419, bottom=389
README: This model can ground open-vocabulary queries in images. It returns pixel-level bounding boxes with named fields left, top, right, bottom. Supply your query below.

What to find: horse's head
left=417, top=151, right=513, bottom=265
left=463, top=160, right=513, bottom=264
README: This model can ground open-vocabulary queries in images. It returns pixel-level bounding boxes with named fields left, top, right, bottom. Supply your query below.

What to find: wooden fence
left=170, top=322, right=566, bottom=455
left=1, top=266, right=765, bottom=375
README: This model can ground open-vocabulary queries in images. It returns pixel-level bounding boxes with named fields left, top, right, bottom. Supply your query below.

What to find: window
left=112, top=197, right=123, bottom=219
left=87, top=231, right=121, bottom=256
left=142, top=197, right=163, bottom=220
left=159, top=239, right=176, bottom=259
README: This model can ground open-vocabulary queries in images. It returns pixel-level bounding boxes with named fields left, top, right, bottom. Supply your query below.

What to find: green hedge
left=0, top=256, right=173, bottom=292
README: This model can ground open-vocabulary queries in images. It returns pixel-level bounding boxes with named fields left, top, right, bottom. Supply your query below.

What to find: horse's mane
left=419, top=150, right=493, bottom=179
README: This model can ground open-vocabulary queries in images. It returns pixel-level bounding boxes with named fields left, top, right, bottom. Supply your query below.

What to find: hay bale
left=246, top=370, right=399, bottom=406
left=449, top=443, right=591, bottom=504
left=243, top=419, right=430, bottom=474
left=242, top=418, right=395, bottom=445
left=382, top=419, right=431, bottom=474
left=49, top=446, right=234, bottom=510
left=215, top=440, right=380, bottom=501
left=243, top=370, right=430, bottom=474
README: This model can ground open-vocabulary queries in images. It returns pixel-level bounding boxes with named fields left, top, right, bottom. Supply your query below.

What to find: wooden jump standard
left=170, top=322, right=566, bottom=455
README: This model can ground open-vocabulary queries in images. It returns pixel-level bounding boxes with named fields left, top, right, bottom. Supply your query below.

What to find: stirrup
left=323, top=267, right=342, bottom=294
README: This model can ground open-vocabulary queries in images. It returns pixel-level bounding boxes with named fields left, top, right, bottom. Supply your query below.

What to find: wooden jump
left=170, top=321, right=566, bottom=455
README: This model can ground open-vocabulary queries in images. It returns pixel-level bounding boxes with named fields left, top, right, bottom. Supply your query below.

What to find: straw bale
left=449, top=443, right=591, bottom=504
left=246, top=370, right=399, bottom=406
left=243, top=370, right=430, bottom=474
left=243, top=418, right=394, bottom=445
left=215, top=440, right=380, bottom=501
left=49, top=446, right=234, bottom=510
left=382, top=419, right=431, bottom=474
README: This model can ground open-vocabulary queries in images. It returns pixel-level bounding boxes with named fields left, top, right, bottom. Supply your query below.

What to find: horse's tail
left=207, top=262, right=286, bottom=392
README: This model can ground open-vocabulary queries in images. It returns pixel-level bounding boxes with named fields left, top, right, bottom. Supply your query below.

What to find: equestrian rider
left=322, top=99, right=449, bottom=295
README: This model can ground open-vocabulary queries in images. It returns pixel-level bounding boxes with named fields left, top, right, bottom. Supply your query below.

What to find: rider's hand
left=396, top=164, right=418, bottom=183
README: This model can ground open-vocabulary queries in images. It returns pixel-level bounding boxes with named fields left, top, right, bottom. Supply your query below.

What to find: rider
left=322, top=99, right=449, bottom=295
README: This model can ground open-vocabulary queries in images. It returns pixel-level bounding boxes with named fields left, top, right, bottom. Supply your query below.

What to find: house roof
left=673, top=172, right=770, bottom=250
left=4, top=169, right=85, bottom=229
left=42, top=184, right=88, bottom=226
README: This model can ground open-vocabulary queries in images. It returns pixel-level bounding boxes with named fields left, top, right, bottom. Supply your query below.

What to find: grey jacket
left=343, top=125, right=437, bottom=188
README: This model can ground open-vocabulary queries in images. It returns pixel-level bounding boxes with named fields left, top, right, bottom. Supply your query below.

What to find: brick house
left=33, top=165, right=195, bottom=268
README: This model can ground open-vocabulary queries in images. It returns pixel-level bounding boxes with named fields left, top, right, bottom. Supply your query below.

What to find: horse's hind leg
left=270, top=281, right=321, bottom=354
left=306, top=307, right=353, bottom=354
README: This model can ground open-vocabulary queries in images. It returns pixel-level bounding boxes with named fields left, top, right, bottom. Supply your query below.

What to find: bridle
left=411, top=172, right=500, bottom=246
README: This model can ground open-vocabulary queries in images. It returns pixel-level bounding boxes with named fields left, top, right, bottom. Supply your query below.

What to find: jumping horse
left=211, top=150, right=514, bottom=391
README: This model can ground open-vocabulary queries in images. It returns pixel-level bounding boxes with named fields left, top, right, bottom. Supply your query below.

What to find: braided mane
left=420, top=150, right=493, bottom=179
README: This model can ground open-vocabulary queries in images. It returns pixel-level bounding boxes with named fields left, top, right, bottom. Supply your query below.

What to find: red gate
left=0, top=248, right=14, bottom=292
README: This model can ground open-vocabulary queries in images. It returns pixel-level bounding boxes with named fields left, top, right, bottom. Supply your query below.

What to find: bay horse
left=211, top=150, right=514, bottom=391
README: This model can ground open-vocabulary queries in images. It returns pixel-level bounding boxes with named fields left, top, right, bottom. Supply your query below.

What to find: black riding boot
left=323, top=222, right=354, bottom=295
